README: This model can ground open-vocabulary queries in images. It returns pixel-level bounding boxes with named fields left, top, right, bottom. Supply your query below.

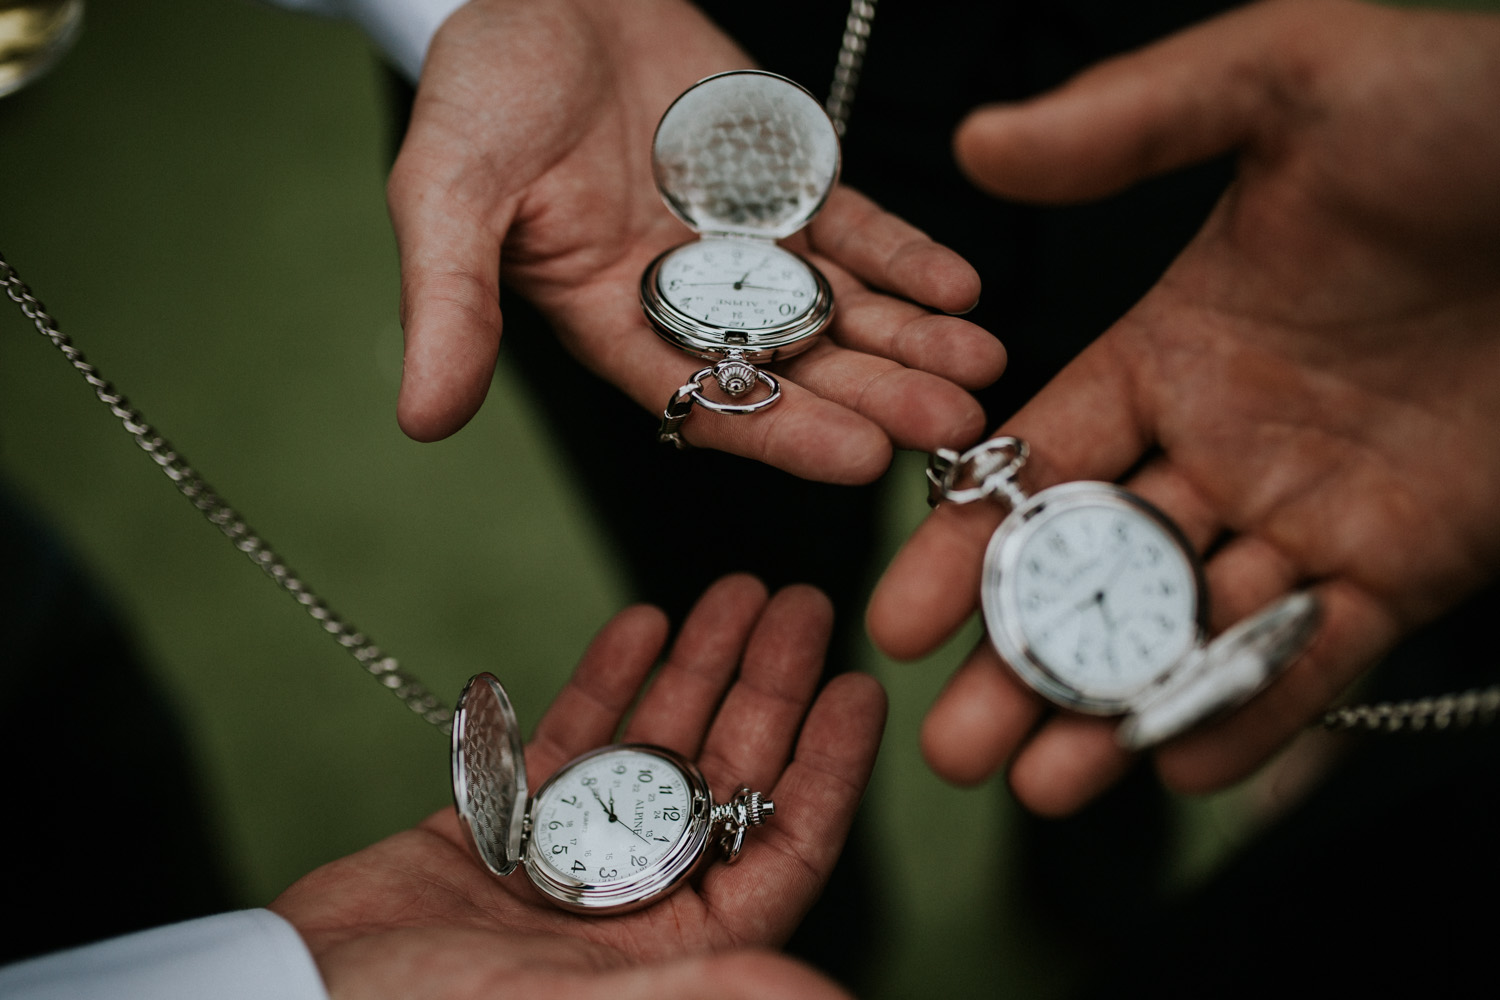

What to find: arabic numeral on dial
left=661, top=807, right=681, bottom=822
left=551, top=844, right=568, bottom=855
left=581, top=776, right=597, bottom=787
left=632, top=855, right=648, bottom=868
left=599, top=868, right=619, bottom=879
left=638, top=770, right=653, bottom=783
left=658, top=785, right=673, bottom=795
left=561, top=795, right=579, bottom=807
left=613, top=764, right=626, bottom=775
left=778, top=303, right=795, bottom=315
left=548, top=820, right=563, bottom=831
left=571, top=861, right=586, bottom=873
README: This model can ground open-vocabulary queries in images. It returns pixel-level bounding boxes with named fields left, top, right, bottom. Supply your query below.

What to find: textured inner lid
left=653, top=70, right=840, bottom=240
left=451, top=672, right=528, bottom=878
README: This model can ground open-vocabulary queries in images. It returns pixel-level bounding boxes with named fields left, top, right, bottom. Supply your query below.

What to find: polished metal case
left=979, top=481, right=1210, bottom=715
left=642, top=70, right=840, bottom=360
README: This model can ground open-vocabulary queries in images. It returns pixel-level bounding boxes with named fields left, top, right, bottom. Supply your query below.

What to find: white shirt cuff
left=0, top=909, right=329, bottom=1000
left=263, top=0, right=467, bottom=81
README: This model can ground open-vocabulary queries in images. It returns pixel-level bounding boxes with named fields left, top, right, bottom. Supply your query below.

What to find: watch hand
left=589, top=787, right=653, bottom=843
left=732, top=269, right=752, bottom=290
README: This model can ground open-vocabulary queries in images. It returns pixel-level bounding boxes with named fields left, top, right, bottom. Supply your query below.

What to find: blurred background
left=1, top=0, right=1495, bottom=996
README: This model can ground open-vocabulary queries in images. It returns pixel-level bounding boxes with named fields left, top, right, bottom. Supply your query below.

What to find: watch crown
left=745, top=790, right=774, bottom=827
left=712, top=358, right=759, bottom=397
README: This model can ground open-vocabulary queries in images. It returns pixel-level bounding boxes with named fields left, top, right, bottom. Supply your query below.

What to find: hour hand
left=590, top=786, right=615, bottom=820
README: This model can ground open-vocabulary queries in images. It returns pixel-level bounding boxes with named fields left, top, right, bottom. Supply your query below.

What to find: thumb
left=386, top=135, right=516, bottom=442
left=953, top=0, right=1322, bottom=203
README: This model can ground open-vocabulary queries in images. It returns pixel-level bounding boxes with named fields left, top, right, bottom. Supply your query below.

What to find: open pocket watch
left=927, top=437, right=1322, bottom=748
left=642, top=70, right=840, bottom=447
left=451, top=672, right=774, bottom=913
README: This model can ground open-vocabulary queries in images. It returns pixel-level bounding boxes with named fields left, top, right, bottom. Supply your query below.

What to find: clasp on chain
left=926, top=436, right=1031, bottom=509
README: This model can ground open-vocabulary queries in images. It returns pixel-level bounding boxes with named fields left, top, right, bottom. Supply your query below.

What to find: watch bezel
left=979, top=481, right=1210, bottom=714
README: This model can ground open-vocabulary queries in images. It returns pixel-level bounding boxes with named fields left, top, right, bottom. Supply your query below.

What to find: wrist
left=344, top=0, right=468, bottom=80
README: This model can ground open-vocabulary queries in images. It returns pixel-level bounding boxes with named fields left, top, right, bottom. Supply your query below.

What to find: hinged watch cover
left=452, top=672, right=529, bottom=878
left=652, top=69, right=840, bottom=240
left=1119, top=591, right=1322, bottom=749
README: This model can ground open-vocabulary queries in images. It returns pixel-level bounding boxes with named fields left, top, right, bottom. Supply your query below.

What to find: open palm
left=272, top=575, right=884, bottom=997
left=868, top=0, right=1500, bottom=814
left=388, top=0, right=1004, bottom=481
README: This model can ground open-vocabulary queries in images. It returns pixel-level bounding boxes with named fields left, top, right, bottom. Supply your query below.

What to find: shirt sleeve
left=0, top=909, right=329, bottom=1000
left=255, top=0, right=468, bottom=81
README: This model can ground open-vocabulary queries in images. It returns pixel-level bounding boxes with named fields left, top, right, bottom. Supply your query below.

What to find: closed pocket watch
left=642, top=69, right=840, bottom=447
left=927, top=437, right=1321, bottom=748
left=451, top=672, right=774, bottom=913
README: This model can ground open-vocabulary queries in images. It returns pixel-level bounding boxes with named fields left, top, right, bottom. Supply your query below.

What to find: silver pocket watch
left=927, top=437, right=1321, bottom=748
left=452, top=672, right=774, bottom=913
left=642, top=70, right=840, bottom=447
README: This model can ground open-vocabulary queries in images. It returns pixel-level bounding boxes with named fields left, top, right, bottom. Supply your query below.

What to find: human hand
left=867, top=0, right=1500, bottom=814
left=271, top=574, right=885, bottom=997
left=386, top=0, right=1003, bottom=483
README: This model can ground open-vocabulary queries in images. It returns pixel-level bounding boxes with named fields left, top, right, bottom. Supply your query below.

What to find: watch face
left=656, top=238, right=818, bottom=331
left=530, top=747, right=695, bottom=885
left=983, top=483, right=1205, bottom=712
left=524, top=744, right=711, bottom=911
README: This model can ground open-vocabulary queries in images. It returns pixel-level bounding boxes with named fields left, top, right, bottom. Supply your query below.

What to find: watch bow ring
left=928, top=437, right=1322, bottom=749
left=642, top=69, right=840, bottom=447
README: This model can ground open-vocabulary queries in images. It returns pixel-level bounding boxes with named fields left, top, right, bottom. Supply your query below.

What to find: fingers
left=699, top=671, right=887, bottom=941
left=808, top=186, right=982, bottom=315
left=621, top=574, right=772, bottom=755
left=920, top=640, right=1042, bottom=787
left=776, top=341, right=992, bottom=453
left=952, top=0, right=1295, bottom=203
left=528, top=603, right=672, bottom=777
left=866, top=499, right=999, bottom=661
left=691, top=584, right=837, bottom=793
left=387, top=137, right=515, bottom=442
left=806, top=259, right=1006, bottom=392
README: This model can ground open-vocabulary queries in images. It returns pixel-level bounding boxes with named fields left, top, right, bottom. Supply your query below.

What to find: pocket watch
left=451, top=672, right=774, bottom=913
left=927, top=437, right=1321, bottom=749
left=642, top=69, right=840, bottom=447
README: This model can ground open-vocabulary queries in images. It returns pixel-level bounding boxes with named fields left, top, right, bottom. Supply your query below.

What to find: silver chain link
left=1, top=251, right=454, bottom=733
left=826, top=0, right=878, bottom=137
left=1320, top=686, right=1500, bottom=733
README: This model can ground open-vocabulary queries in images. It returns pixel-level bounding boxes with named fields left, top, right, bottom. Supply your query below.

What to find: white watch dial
left=530, top=748, right=694, bottom=886
left=656, top=238, right=817, bottom=330
left=1009, top=500, right=1198, bottom=703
